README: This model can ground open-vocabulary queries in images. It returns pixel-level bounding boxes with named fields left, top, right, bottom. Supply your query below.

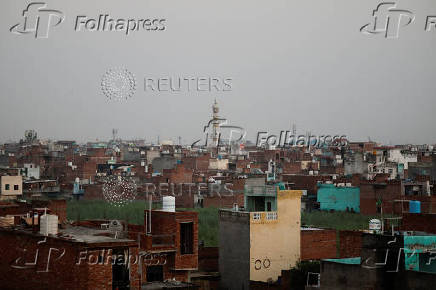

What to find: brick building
left=338, top=230, right=362, bottom=258
left=0, top=198, right=199, bottom=289
left=131, top=207, right=199, bottom=283
left=0, top=199, right=67, bottom=224
left=162, top=164, right=193, bottom=184
left=0, top=175, right=22, bottom=201
left=0, top=224, right=140, bottom=289
left=181, top=154, right=210, bottom=173
left=300, top=229, right=363, bottom=261
left=360, top=181, right=402, bottom=215
left=300, top=228, right=337, bottom=260
left=401, top=213, right=436, bottom=234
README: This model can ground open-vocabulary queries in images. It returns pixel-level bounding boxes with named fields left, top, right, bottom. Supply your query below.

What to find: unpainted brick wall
left=338, top=230, right=362, bottom=258
left=300, top=229, right=337, bottom=260
left=0, top=229, right=141, bottom=289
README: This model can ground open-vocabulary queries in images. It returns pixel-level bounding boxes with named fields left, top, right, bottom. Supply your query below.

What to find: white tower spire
left=212, top=99, right=220, bottom=146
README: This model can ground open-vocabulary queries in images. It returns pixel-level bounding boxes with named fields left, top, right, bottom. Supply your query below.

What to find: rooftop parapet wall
left=244, top=185, right=276, bottom=196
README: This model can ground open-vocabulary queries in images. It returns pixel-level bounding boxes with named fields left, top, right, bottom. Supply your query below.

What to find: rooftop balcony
left=250, top=211, right=278, bottom=223
left=219, top=208, right=278, bottom=224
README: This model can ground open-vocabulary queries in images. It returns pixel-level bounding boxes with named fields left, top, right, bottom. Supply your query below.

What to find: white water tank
left=369, top=219, right=381, bottom=231
left=162, top=196, right=176, bottom=212
left=109, top=220, right=123, bottom=232
left=40, top=215, right=58, bottom=236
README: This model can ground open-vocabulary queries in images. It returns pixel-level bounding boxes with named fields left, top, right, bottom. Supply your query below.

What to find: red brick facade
left=360, top=181, right=402, bottom=215
left=0, top=229, right=140, bottom=289
left=338, top=230, right=362, bottom=258
left=203, top=193, right=244, bottom=209
left=300, top=229, right=363, bottom=260
left=198, top=247, right=219, bottom=272
left=300, top=229, right=337, bottom=260
left=128, top=210, right=199, bottom=283
left=401, top=213, right=436, bottom=234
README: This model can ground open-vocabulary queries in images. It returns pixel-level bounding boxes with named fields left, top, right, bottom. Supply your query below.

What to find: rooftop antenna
left=306, top=130, right=312, bottom=150
left=212, top=99, right=220, bottom=147
left=112, top=129, right=118, bottom=142
left=146, top=193, right=152, bottom=234
left=44, top=207, right=48, bottom=236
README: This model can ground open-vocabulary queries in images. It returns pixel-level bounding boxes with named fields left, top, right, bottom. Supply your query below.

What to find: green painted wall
left=317, top=183, right=360, bottom=213
left=404, top=236, right=436, bottom=273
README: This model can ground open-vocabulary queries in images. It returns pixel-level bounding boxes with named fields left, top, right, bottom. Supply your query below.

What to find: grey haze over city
left=0, top=0, right=435, bottom=145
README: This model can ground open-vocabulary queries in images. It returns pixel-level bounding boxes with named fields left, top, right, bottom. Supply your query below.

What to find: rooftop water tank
left=109, top=220, right=123, bottom=232
left=409, top=201, right=421, bottom=213
left=40, top=214, right=58, bottom=236
left=369, top=219, right=381, bottom=232
left=162, top=196, right=175, bottom=212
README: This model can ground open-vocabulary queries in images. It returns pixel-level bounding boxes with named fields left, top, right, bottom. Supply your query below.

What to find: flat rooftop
left=0, top=224, right=136, bottom=246
left=323, top=257, right=361, bottom=265
left=59, top=225, right=134, bottom=244
left=142, top=281, right=198, bottom=289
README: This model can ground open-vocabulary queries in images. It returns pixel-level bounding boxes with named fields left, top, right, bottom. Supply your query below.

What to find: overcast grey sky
left=1, top=0, right=435, bottom=145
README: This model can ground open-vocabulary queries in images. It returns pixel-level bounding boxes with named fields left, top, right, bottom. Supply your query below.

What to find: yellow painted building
left=249, top=189, right=302, bottom=282
left=219, top=186, right=302, bottom=289
left=0, top=175, right=23, bottom=200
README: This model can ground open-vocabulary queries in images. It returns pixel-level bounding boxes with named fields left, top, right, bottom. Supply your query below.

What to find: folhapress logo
left=10, top=2, right=166, bottom=39
left=10, top=2, right=64, bottom=39
left=361, top=2, right=414, bottom=39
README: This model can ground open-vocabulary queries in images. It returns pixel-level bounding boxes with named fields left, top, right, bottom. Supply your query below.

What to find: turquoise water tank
left=409, top=201, right=421, bottom=213
left=276, top=182, right=286, bottom=190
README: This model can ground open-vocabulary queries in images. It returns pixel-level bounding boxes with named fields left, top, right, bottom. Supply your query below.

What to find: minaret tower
left=212, top=99, right=220, bottom=146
